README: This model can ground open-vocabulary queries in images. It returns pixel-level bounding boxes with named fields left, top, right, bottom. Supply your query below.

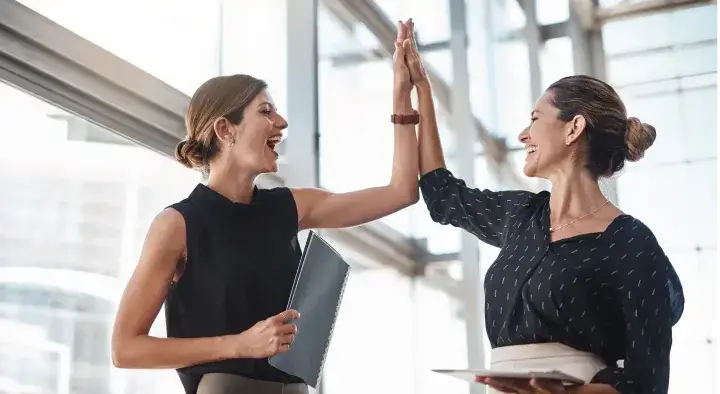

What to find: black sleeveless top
left=165, top=183, right=303, bottom=394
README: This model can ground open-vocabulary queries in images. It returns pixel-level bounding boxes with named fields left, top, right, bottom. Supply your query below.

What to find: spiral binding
left=315, top=268, right=350, bottom=386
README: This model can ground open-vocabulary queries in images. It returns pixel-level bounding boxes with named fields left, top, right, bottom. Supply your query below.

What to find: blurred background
left=0, top=0, right=715, bottom=393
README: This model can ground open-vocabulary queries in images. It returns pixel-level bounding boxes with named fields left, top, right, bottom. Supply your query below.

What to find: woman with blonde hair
left=111, top=20, right=420, bottom=394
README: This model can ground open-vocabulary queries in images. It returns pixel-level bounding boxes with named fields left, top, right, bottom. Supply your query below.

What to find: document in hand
left=433, top=369, right=585, bottom=385
left=268, top=231, right=350, bottom=388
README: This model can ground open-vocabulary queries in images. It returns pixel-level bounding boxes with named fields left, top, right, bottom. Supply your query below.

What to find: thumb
left=403, top=38, right=412, bottom=51
left=393, top=41, right=405, bottom=62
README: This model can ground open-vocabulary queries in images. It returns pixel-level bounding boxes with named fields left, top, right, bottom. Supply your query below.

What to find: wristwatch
left=391, top=110, right=420, bottom=125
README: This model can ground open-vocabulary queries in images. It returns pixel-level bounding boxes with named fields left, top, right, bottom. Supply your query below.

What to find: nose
left=272, top=113, right=288, bottom=130
left=518, top=126, right=530, bottom=144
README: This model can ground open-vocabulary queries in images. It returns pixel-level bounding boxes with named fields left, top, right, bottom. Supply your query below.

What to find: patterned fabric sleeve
left=591, top=226, right=684, bottom=394
left=419, top=167, right=535, bottom=248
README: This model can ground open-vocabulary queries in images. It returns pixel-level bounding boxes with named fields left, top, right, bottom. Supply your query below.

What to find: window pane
left=317, top=8, right=457, bottom=238
left=413, top=279, right=469, bottom=394
left=493, top=40, right=532, bottom=147
left=324, top=269, right=415, bottom=394
left=602, top=4, right=717, bottom=56
left=0, top=81, right=199, bottom=393
left=221, top=0, right=289, bottom=112
left=375, top=0, right=451, bottom=43
left=19, top=0, right=221, bottom=95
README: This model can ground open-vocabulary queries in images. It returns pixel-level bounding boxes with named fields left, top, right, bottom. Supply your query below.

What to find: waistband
left=491, top=342, right=602, bottom=364
left=489, top=342, right=607, bottom=384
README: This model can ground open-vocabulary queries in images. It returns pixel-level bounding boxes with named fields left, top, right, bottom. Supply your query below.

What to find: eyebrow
left=531, top=109, right=542, bottom=116
left=257, top=101, right=275, bottom=110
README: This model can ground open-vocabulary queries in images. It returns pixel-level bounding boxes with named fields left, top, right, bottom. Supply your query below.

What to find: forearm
left=568, top=384, right=620, bottom=394
left=112, top=334, right=237, bottom=369
left=416, top=82, right=446, bottom=175
left=390, top=90, right=420, bottom=202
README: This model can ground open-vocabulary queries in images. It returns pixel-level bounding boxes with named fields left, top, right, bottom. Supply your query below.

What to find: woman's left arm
left=589, top=230, right=685, bottom=394
left=291, top=22, right=419, bottom=231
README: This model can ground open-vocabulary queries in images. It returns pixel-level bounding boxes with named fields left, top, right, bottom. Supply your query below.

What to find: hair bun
left=625, top=117, right=656, bottom=162
left=174, top=139, right=205, bottom=169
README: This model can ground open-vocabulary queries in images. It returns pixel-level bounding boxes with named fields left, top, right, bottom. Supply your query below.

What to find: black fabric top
left=165, top=183, right=303, bottom=394
left=420, top=168, right=684, bottom=394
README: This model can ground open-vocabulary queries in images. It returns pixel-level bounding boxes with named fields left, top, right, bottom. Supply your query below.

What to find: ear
left=212, top=117, right=234, bottom=144
left=565, top=115, right=586, bottom=146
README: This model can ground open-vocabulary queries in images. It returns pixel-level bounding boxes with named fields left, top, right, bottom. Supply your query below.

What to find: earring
left=229, top=139, right=235, bottom=147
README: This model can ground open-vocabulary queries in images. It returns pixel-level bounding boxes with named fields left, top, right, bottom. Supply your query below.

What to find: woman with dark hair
left=401, top=21, right=684, bottom=394
left=110, top=21, right=420, bottom=394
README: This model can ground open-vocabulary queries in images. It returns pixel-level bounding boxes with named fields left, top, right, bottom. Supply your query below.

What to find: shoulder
left=511, top=190, right=548, bottom=217
left=145, top=207, right=187, bottom=252
left=258, top=186, right=300, bottom=227
left=611, top=216, right=685, bottom=324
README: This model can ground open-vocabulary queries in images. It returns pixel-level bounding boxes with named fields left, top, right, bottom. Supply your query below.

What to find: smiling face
left=216, top=90, right=287, bottom=174
left=518, top=91, right=587, bottom=179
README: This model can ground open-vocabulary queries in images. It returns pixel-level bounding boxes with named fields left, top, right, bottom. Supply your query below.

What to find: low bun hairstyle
left=625, top=117, right=657, bottom=162
left=547, top=75, right=656, bottom=178
left=174, top=139, right=206, bottom=169
left=175, top=74, right=268, bottom=169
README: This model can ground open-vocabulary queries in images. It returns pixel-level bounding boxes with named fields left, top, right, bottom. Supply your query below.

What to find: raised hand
left=403, top=20, right=429, bottom=88
left=393, top=19, right=413, bottom=95
left=231, top=309, right=300, bottom=359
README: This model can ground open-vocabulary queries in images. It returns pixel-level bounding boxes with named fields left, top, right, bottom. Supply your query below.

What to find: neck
left=206, top=165, right=256, bottom=204
left=548, top=166, right=607, bottom=221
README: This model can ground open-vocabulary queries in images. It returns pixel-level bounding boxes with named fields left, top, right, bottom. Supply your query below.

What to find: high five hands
left=393, top=18, right=429, bottom=96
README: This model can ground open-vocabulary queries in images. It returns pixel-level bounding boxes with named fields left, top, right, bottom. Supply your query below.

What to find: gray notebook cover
left=268, top=231, right=350, bottom=388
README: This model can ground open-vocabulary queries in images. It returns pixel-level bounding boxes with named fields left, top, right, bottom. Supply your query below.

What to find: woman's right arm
left=111, top=208, right=298, bottom=369
left=404, top=21, right=533, bottom=248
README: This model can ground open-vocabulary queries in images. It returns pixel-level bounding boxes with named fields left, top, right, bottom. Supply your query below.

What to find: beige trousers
left=197, top=373, right=309, bottom=394
left=488, top=343, right=607, bottom=394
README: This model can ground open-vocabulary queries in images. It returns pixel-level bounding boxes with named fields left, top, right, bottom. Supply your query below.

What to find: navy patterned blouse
left=420, top=168, right=684, bottom=394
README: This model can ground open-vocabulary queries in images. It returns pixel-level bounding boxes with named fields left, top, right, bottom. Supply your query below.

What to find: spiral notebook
left=268, top=231, right=350, bottom=388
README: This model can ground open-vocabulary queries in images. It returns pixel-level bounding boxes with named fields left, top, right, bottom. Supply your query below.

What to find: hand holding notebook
left=268, top=232, right=350, bottom=388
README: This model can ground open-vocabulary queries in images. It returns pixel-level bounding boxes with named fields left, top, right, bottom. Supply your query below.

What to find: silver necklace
left=549, top=200, right=610, bottom=232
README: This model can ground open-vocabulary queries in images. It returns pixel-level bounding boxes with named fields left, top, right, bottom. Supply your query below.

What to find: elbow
left=391, top=182, right=419, bottom=208
left=111, top=338, right=137, bottom=369
left=111, top=348, right=127, bottom=369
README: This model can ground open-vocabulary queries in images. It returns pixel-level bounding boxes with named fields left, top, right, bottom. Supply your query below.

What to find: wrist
left=416, top=80, right=431, bottom=95
left=393, top=97, right=413, bottom=114
left=220, top=334, right=245, bottom=360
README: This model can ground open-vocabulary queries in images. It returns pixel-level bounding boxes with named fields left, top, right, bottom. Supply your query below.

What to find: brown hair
left=175, top=74, right=268, bottom=169
left=547, top=75, right=656, bottom=178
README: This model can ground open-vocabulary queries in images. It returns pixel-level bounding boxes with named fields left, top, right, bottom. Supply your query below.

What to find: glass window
left=602, top=4, right=717, bottom=56
left=374, top=0, right=451, bottom=43
left=323, top=268, right=415, bottom=394
left=540, top=37, right=574, bottom=90
left=492, top=40, right=532, bottom=148
left=536, top=0, right=569, bottom=25
left=317, top=7, right=457, bottom=238
left=221, top=0, right=289, bottom=113
left=18, top=0, right=221, bottom=95
left=0, top=81, right=199, bottom=393
left=412, top=279, right=468, bottom=394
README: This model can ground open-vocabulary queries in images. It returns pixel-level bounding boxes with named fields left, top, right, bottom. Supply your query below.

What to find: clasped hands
left=393, top=19, right=428, bottom=99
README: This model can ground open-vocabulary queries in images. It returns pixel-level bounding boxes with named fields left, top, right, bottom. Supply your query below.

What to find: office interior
left=0, top=0, right=716, bottom=393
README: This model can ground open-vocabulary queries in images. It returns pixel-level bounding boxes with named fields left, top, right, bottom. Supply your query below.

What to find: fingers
left=393, top=40, right=407, bottom=66
left=484, top=378, right=522, bottom=393
left=277, top=322, right=297, bottom=335
left=271, top=309, right=300, bottom=324
left=528, top=378, right=558, bottom=394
